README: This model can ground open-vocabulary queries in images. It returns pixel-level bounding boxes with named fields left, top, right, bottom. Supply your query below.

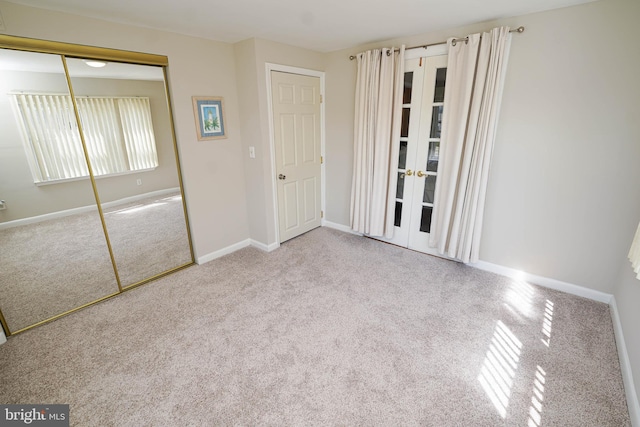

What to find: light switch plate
left=249, top=146, right=256, bottom=158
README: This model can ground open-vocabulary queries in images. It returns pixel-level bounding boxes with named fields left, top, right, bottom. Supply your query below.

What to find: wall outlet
left=136, top=179, right=142, bottom=186
left=249, top=146, right=256, bottom=158
left=0, top=200, right=6, bottom=210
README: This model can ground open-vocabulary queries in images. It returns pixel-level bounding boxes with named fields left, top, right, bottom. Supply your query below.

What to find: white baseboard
left=0, top=204, right=98, bottom=230
left=196, top=238, right=280, bottom=264
left=0, top=187, right=180, bottom=230
left=250, top=239, right=279, bottom=252
left=610, top=297, right=640, bottom=426
left=196, top=239, right=251, bottom=264
left=322, top=220, right=363, bottom=236
left=102, top=187, right=180, bottom=210
left=473, top=261, right=613, bottom=304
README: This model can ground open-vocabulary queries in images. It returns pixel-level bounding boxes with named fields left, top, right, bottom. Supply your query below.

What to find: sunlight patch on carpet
left=528, top=365, right=547, bottom=426
left=541, top=300, right=554, bottom=347
left=478, top=320, right=522, bottom=418
left=505, top=279, right=535, bottom=318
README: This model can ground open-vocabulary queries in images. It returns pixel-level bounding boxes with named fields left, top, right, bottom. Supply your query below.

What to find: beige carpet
left=0, top=192, right=192, bottom=332
left=0, top=227, right=630, bottom=425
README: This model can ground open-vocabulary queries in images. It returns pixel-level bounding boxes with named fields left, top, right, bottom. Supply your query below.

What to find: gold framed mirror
left=0, top=35, right=194, bottom=335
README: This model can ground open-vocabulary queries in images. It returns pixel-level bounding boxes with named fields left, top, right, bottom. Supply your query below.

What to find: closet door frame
left=0, top=34, right=195, bottom=336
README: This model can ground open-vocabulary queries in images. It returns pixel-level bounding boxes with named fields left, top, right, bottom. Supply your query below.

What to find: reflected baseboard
left=196, top=238, right=279, bottom=265
left=0, top=187, right=180, bottom=230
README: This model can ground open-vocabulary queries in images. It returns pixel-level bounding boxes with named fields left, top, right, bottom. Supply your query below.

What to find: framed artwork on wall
left=192, top=96, right=227, bottom=140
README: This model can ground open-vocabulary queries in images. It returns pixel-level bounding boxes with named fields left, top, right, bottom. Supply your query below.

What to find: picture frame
left=192, top=96, right=227, bottom=140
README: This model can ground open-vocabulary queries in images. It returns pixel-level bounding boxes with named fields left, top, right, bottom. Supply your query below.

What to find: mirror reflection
left=0, top=49, right=119, bottom=332
left=66, top=58, right=192, bottom=287
left=0, top=46, right=193, bottom=334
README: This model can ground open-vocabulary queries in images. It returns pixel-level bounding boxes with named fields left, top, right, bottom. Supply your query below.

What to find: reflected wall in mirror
left=0, top=36, right=194, bottom=335
left=0, top=48, right=119, bottom=332
left=66, top=58, right=192, bottom=287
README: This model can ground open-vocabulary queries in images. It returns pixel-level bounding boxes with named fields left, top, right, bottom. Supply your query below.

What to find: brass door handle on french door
left=416, top=170, right=425, bottom=178
left=278, top=174, right=286, bottom=180
left=405, top=169, right=413, bottom=176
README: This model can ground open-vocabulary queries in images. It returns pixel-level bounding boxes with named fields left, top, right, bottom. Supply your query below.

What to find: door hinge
left=320, top=156, right=324, bottom=164
left=320, top=94, right=323, bottom=103
left=321, top=210, right=324, bottom=218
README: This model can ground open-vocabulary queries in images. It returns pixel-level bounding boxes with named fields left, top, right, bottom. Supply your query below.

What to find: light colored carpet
left=0, top=227, right=630, bottom=426
left=0, top=192, right=191, bottom=332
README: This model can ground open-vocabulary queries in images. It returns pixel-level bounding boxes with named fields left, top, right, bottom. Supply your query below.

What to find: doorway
left=269, top=68, right=323, bottom=243
left=375, top=54, right=448, bottom=256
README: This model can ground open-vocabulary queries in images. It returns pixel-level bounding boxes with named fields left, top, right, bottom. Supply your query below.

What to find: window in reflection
left=12, top=93, right=159, bottom=183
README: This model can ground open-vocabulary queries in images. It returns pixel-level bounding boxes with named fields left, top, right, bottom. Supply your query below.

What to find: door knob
left=416, top=170, right=425, bottom=177
left=405, top=169, right=413, bottom=176
left=278, top=174, right=286, bottom=180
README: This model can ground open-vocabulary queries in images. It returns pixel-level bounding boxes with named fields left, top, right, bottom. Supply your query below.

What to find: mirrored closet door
left=0, top=36, right=194, bottom=335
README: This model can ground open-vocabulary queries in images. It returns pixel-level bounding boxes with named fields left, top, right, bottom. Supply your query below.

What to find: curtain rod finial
left=515, top=26, right=525, bottom=33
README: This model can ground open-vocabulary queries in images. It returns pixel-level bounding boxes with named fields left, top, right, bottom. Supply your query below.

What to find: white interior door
left=271, top=71, right=322, bottom=243
left=374, top=54, right=448, bottom=256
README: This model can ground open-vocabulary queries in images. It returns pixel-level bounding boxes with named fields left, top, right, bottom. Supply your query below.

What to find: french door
left=376, top=54, right=448, bottom=255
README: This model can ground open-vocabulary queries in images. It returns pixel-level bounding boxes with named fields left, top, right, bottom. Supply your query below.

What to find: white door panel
left=283, top=181, right=299, bottom=230
left=303, top=177, right=318, bottom=223
left=272, top=71, right=322, bottom=242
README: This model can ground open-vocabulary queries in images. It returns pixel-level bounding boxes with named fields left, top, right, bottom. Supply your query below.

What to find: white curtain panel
left=629, top=221, right=640, bottom=280
left=429, top=27, right=512, bottom=263
left=350, top=46, right=405, bottom=237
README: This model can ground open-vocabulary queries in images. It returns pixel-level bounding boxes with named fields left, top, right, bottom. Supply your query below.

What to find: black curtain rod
left=349, top=26, right=525, bottom=60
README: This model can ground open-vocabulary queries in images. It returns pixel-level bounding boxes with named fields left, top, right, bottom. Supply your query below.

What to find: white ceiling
left=7, top=0, right=595, bottom=52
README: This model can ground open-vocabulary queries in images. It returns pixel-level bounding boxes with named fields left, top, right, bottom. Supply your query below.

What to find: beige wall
left=0, top=0, right=250, bottom=259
